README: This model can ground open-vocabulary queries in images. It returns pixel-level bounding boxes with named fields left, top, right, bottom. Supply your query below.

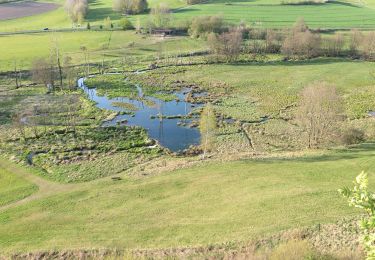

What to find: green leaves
left=339, top=171, right=375, bottom=259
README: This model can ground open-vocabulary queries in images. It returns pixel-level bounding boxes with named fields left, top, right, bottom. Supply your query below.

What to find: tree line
left=186, top=16, right=375, bottom=62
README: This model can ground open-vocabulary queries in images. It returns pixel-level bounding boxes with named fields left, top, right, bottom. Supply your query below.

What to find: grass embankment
left=0, top=164, right=37, bottom=207
left=0, top=144, right=373, bottom=253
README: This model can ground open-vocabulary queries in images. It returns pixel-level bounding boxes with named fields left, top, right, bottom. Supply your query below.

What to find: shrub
left=113, top=0, right=148, bottom=15
left=65, top=0, right=88, bottom=24
left=342, top=128, right=365, bottom=145
left=270, top=240, right=314, bottom=260
left=339, top=172, right=375, bottom=259
left=187, top=0, right=203, bottom=4
left=189, top=15, right=224, bottom=38
left=119, top=18, right=134, bottom=30
left=148, top=3, right=171, bottom=29
left=282, top=30, right=321, bottom=58
left=207, top=28, right=243, bottom=61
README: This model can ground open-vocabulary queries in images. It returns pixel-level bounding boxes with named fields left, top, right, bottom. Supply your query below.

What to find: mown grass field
left=0, top=165, right=37, bottom=207
left=0, top=144, right=374, bottom=253
left=173, top=0, right=375, bottom=29
left=0, top=31, right=206, bottom=70
left=2, top=0, right=375, bottom=32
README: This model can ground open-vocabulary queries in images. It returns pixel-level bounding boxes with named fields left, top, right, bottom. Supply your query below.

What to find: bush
left=188, top=15, right=224, bottom=38
left=342, top=128, right=365, bottom=145
left=113, top=0, right=148, bottom=15
left=119, top=18, right=134, bottom=30
left=187, top=0, right=203, bottom=4
left=270, top=240, right=314, bottom=260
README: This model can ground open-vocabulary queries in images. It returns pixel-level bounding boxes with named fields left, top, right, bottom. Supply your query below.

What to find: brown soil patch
left=0, top=1, right=59, bottom=21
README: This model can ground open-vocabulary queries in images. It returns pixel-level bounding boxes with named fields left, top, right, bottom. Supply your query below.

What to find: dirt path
left=0, top=159, right=78, bottom=212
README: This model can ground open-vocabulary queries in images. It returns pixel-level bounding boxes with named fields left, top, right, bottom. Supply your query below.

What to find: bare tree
left=65, top=0, right=88, bottom=24
left=282, top=29, right=320, bottom=59
left=31, top=58, right=55, bottom=91
left=325, top=33, right=344, bottom=57
left=12, top=112, right=27, bottom=140
left=349, top=29, right=363, bottom=56
left=265, top=29, right=281, bottom=53
left=80, top=45, right=90, bottom=76
left=362, top=32, right=375, bottom=60
left=207, top=27, right=243, bottom=61
left=13, top=60, right=21, bottom=88
left=296, top=82, right=343, bottom=148
left=148, top=3, right=171, bottom=29
left=63, top=56, right=76, bottom=90
left=200, top=103, right=217, bottom=158
left=50, top=37, right=63, bottom=88
left=188, top=15, right=224, bottom=38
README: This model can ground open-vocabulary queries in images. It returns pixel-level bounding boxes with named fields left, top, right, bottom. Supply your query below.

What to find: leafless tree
left=63, top=56, right=76, bottom=90
left=189, top=15, right=224, bottom=38
left=148, top=3, right=171, bottom=29
left=207, top=28, right=243, bottom=61
left=12, top=112, right=27, bottom=140
left=349, top=29, right=363, bottom=56
left=296, top=82, right=343, bottom=148
left=361, top=32, right=375, bottom=60
left=65, top=0, right=88, bottom=24
left=31, top=58, right=55, bottom=91
left=282, top=29, right=320, bottom=59
left=325, top=33, right=344, bottom=57
left=80, top=45, right=90, bottom=76
left=113, top=0, right=147, bottom=15
left=13, top=60, right=21, bottom=88
left=265, top=29, right=281, bottom=53
left=50, top=37, right=63, bottom=88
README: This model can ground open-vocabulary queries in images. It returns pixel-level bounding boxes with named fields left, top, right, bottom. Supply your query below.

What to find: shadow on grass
left=240, top=143, right=375, bottom=164
left=86, top=7, right=122, bottom=22
left=227, top=57, right=361, bottom=67
left=327, top=0, right=362, bottom=8
left=173, top=8, right=201, bottom=14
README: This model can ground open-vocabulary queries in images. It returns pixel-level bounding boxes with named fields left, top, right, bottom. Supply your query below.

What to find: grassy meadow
left=0, top=144, right=374, bottom=253
left=0, top=166, right=37, bottom=207
left=2, top=0, right=375, bottom=257
left=0, top=31, right=206, bottom=70
left=2, top=0, right=375, bottom=32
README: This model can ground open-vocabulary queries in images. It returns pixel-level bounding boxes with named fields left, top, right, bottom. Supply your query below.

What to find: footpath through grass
left=0, top=163, right=37, bottom=207
left=1, top=144, right=374, bottom=253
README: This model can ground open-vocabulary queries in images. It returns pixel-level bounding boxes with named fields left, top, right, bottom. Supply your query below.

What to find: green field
left=0, top=144, right=373, bottom=253
left=0, top=164, right=37, bottom=207
left=2, top=0, right=375, bottom=256
left=173, top=0, right=375, bottom=29
left=2, top=0, right=375, bottom=32
left=0, top=31, right=206, bottom=70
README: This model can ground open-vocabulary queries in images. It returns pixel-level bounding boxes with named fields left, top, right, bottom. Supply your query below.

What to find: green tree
left=200, top=103, right=217, bottom=158
left=119, top=18, right=134, bottom=30
left=149, top=3, right=171, bottom=29
left=339, top=172, right=375, bottom=259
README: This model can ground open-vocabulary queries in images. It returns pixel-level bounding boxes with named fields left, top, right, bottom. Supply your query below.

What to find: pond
left=78, top=77, right=201, bottom=152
